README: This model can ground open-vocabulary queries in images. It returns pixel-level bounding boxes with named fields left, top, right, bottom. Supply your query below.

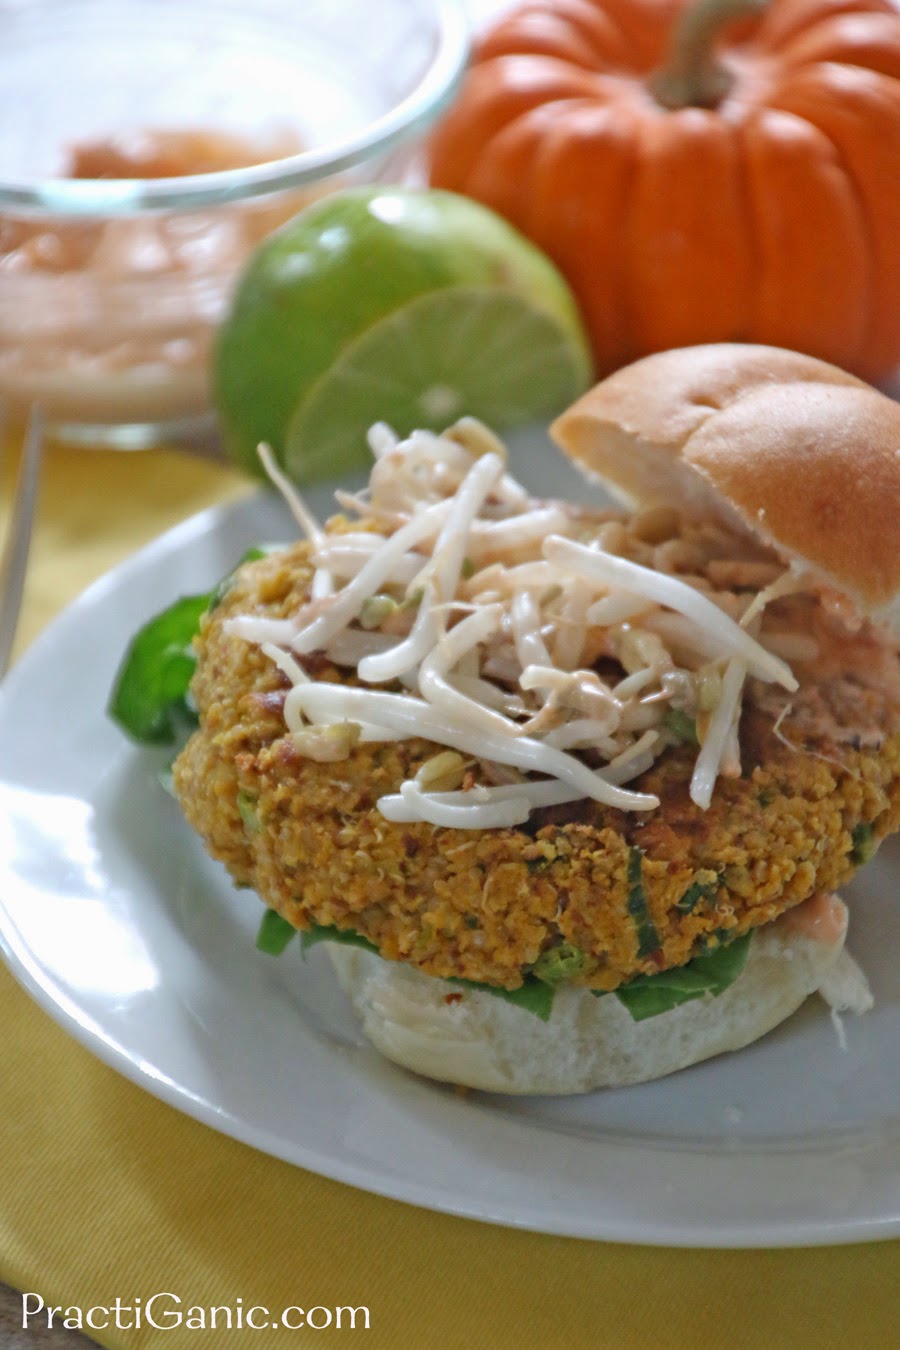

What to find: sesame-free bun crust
left=551, top=345, right=900, bottom=616
left=327, top=902, right=855, bottom=1095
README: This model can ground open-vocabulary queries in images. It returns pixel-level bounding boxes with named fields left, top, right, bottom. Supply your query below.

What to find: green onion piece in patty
left=850, top=822, right=876, bottom=866
left=675, top=872, right=719, bottom=913
left=531, top=941, right=586, bottom=987
left=663, top=708, right=699, bottom=745
left=627, top=847, right=661, bottom=958
left=237, top=790, right=261, bottom=834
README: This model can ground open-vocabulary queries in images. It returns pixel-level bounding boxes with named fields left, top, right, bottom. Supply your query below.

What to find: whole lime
left=214, top=186, right=593, bottom=481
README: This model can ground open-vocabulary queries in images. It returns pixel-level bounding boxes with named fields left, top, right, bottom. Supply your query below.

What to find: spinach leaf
left=108, top=594, right=211, bottom=745
left=299, top=923, right=381, bottom=956
left=611, top=932, right=752, bottom=1022
left=108, top=544, right=283, bottom=746
left=447, top=975, right=556, bottom=1022
left=256, top=908, right=299, bottom=956
left=297, top=923, right=556, bottom=1020
left=207, top=544, right=279, bottom=612
left=626, top=847, right=661, bottom=958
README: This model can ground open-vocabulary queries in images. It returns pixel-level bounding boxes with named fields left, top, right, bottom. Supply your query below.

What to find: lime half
left=214, top=187, right=593, bottom=481
left=284, top=285, right=591, bottom=481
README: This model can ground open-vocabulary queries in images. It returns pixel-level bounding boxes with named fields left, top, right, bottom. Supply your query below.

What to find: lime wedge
left=213, top=187, right=593, bottom=480
left=284, top=285, right=591, bottom=481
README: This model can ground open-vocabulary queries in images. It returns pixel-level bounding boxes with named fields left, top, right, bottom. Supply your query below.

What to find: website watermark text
left=21, top=1291, right=370, bottom=1332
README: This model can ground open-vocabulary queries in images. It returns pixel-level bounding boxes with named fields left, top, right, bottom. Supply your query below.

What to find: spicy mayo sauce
left=0, top=129, right=312, bottom=435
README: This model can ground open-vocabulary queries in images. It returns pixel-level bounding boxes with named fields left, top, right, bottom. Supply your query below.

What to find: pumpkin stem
left=649, top=0, right=769, bottom=110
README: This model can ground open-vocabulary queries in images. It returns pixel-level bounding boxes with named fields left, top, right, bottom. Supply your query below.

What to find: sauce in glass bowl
left=0, top=0, right=469, bottom=446
left=0, top=130, right=315, bottom=443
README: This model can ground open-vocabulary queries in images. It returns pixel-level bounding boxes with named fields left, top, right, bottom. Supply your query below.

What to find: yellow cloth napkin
left=1, top=442, right=897, bottom=1350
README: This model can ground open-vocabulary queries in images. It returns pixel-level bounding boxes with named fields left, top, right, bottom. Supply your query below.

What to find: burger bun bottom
left=327, top=900, right=859, bottom=1094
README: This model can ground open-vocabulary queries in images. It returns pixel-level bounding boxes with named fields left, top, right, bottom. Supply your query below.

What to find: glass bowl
left=0, top=0, right=469, bottom=447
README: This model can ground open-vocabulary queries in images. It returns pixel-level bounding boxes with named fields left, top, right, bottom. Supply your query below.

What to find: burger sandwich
left=111, top=343, right=900, bottom=1094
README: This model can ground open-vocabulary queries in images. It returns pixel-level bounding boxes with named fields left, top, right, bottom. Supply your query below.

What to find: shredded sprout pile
left=226, top=421, right=812, bottom=829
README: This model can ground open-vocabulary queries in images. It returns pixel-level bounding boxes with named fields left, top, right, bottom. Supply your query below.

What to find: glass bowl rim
left=0, top=0, right=470, bottom=217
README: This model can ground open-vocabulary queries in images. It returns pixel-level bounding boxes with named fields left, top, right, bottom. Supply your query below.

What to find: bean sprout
left=222, top=420, right=811, bottom=825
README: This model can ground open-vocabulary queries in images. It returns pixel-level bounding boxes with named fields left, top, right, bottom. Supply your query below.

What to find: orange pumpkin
left=428, top=0, right=900, bottom=381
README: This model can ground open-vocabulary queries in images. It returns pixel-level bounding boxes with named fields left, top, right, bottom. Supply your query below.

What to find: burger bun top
left=551, top=344, right=900, bottom=621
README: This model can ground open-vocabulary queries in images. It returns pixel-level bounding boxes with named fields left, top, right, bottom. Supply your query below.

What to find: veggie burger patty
left=173, top=540, right=900, bottom=994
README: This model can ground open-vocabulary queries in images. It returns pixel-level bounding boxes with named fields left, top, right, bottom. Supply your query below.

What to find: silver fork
left=0, top=407, right=44, bottom=679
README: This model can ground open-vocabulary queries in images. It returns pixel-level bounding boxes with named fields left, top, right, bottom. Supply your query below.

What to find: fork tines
left=0, top=407, right=44, bottom=679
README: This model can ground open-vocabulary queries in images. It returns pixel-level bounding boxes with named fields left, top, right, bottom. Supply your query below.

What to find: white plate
left=2, top=430, right=899, bottom=1248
